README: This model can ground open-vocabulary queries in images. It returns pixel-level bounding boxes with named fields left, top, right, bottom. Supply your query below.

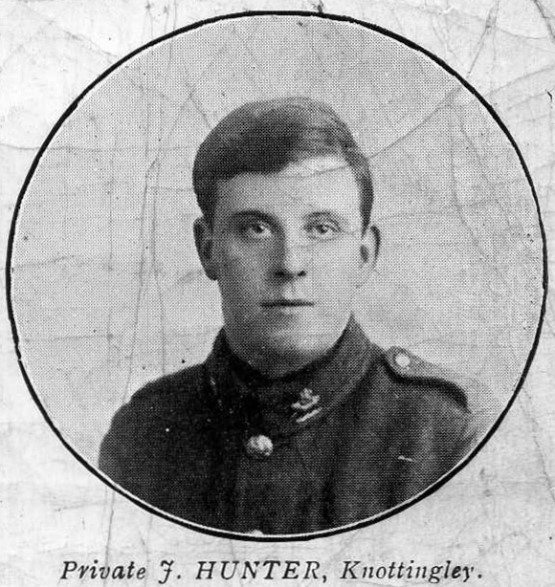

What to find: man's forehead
left=213, top=157, right=361, bottom=221
left=277, top=155, right=350, bottom=177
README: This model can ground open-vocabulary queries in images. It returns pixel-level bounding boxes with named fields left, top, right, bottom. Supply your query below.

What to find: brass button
left=395, top=352, right=411, bottom=369
left=245, top=434, right=273, bottom=459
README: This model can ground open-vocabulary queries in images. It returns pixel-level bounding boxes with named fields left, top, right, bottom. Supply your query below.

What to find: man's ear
left=193, top=217, right=218, bottom=281
left=356, top=225, right=380, bottom=288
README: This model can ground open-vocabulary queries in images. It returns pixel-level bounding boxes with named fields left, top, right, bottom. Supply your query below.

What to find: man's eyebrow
left=304, top=210, right=352, bottom=225
left=227, top=210, right=276, bottom=223
left=225, top=209, right=356, bottom=228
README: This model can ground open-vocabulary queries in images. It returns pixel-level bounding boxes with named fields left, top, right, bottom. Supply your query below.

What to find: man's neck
left=223, top=325, right=351, bottom=380
left=240, top=353, right=321, bottom=380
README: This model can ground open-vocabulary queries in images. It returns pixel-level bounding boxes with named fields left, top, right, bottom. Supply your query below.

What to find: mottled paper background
left=1, top=1, right=554, bottom=586
left=8, top=14, right=542, bottom=464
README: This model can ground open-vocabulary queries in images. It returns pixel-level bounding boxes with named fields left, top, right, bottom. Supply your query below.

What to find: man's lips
left=261, top=299, right=315, bottom=307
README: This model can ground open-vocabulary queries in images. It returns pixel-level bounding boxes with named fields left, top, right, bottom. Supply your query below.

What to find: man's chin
left=224, top=315, right=351, bottom=374
left=252, top=328, right=340, bottom=367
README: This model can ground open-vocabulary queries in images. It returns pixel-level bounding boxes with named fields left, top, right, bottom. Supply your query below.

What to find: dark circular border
left=5, top=10, right=548, bottom=542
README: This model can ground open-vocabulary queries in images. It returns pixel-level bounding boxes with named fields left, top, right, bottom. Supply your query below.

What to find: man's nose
left=273, top=237, right=309, bottom=278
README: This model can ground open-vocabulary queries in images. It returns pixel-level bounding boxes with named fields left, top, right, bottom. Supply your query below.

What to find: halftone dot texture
left=10, top=16, right=543, bottom=463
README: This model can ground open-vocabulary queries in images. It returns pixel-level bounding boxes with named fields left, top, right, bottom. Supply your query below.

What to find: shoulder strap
left=384, top=346, right=470, bottom=410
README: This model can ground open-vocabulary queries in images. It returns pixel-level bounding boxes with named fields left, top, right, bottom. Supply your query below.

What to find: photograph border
left=5, top=9, right=548, bottom=542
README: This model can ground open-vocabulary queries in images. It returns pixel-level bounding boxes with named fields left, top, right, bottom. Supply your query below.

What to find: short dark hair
left=192, top=96, right=374, bottom=231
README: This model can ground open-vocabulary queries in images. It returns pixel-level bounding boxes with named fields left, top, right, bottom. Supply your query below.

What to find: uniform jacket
left=99, top=319, right=480, bottom=535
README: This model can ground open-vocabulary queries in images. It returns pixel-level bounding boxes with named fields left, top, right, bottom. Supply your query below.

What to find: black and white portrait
left=8, top=14, right=544, bottom=538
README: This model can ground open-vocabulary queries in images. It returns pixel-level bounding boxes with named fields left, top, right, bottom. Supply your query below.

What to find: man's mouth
left=261, top=299, right=315, bottom=308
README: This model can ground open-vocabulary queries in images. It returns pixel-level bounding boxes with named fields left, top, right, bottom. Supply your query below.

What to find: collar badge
left=291, top=387, right=321, bottom=423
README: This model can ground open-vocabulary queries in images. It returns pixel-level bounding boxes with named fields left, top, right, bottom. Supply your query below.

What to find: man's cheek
left=224, top=246, right=270, bottom=272
left=314, top=257, right=357, bottom=284
left=313, top=244, right=358, bottom=269
left=221, top=260, right=266, bottom=299
left=219, top=256, right=255, bottom=283
left=316, top=273, right=358, bottom=307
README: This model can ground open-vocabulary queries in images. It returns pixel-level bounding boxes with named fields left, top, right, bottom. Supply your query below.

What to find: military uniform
left=99, top=319, right=482, bottom=535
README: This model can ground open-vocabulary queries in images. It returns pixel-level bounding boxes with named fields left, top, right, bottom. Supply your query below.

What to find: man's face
left=195, top=155, right=377, bottom=373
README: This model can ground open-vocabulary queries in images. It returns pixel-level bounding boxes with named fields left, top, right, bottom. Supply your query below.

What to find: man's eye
left=307, top=222, right=339, bottom=239
left=241, top=222, right=272, bottom=239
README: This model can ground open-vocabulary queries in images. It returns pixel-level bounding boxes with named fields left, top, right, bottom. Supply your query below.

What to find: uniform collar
left=205, top=316, right=380, bottom=439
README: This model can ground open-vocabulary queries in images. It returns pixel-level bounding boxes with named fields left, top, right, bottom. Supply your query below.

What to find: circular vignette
left=5, top=10, right=548, bottom=542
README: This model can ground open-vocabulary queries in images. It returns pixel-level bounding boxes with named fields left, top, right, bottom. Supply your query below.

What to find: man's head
left=193, top=96, right=374, bottom=232
left=192, top=97, right=378, bottom=376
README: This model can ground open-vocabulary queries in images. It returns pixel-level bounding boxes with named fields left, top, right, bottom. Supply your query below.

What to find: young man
left=100, top=97, right=482, bottom=535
